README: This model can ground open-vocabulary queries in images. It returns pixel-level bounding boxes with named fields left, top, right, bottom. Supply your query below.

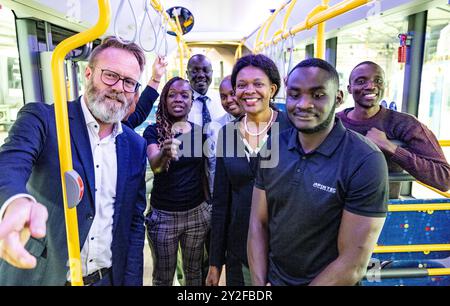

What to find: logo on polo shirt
left=312, top=182, right=336, bottom=194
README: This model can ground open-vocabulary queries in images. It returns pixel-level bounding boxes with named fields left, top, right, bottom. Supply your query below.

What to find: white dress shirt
left=188, top=89, right=226, bottom=127
left=206, top=112, right=237, bottom=195
left=75, top=97, right=122, bottom=278
left=188, top=89, right=226, bottom=197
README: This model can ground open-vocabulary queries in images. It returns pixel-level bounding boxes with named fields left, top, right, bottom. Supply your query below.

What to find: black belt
left=65, top=267, right=111, bottom=286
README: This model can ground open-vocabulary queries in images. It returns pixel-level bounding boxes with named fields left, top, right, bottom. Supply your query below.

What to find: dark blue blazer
left=125, top=85, right=159, bottom=129
left=0, top=98, right=147, bottom=285
left=209, top=111, right=292, bottom=268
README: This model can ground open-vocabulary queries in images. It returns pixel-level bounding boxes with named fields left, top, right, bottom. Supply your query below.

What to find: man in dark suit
left=0, top=37, right=149, bottom=286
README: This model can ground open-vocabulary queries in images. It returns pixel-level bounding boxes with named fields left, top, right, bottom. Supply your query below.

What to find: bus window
left=417, top=6, right=450, bottom=141
left=413, top=5, right=450, bottom=199
left=0, top=6, right=23, bottom=145
left=335, top=15, right=408, bottom=112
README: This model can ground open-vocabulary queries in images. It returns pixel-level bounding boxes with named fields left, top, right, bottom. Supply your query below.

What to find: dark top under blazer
left=209, top=111, right=292, bottom=268
left=0, top=99, right=147, bottom=286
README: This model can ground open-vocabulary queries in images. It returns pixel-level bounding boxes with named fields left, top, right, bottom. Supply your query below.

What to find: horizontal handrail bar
left=374, top=244, right=450, bottom=254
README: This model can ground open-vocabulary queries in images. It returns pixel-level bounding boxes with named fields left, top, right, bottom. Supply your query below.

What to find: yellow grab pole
left=254, top=20, right=268, bottom=52
left=316, top=22, right=326, bottom=59
left=373, top=244, right=450, bottom=254
left=51, top=0, right=110, bottom=286
left=315, top=1, right=329, bottom=59
left=308, top=0, right=370, bottom=26
left=235, top=42, right=243, bottom=60
left=281, top=0, right=298, bottom=34
left=271, top=0, right=298, bottom=43
left=253, top=0, right=371, bottom=53
left=262, top=2, right=290, bottom=48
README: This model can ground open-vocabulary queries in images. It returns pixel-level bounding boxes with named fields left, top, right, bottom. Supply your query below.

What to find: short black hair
left=231, top=54, right=281, bottom=97
left=288, top=58, right=339, bottom=88
left=348, top=61, right=383, bottom=84
left=187, top=54, right=211, bottom=69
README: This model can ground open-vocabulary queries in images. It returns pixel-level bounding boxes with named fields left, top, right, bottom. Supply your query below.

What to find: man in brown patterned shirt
left=337, top=61, right=450, bottom=198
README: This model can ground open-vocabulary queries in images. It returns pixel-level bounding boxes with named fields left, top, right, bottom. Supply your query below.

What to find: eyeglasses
left=98, top=68, right=141, bottom=93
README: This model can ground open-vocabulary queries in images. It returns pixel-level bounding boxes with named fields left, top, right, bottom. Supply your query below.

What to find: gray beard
left=84, top=81, right=131, bottom=124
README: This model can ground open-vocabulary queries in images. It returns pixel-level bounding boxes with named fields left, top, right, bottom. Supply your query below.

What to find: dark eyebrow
left=310, top=86, right=327, bottom=91
left=168, top=89, right=191, bottom=93
left=287, top=85, right=326, bottom=91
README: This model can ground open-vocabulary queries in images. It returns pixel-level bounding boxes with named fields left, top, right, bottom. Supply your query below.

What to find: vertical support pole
left=305, top=44, right=314, bottom=59
left=325, top=37, right=337, bottom=67
left=316, top=22, right=326, bottom=59
left=400, top=10, right=427, bottom=197
left=401, top=11, right=427, bottom=117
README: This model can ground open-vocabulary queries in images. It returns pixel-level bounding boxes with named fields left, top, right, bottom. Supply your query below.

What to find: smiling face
left=348, top=63, right=385, bottom=110
left=186, top=55, right=213, bottom=95
left=165, top=79, right=193, bottom=120
left=84, top=47, right=141, bottom=123
left=286, top=66, right=342, bottom=134
left=235, top=66, right=277, bottom=116
left=219, top=78, right=242, bottom=117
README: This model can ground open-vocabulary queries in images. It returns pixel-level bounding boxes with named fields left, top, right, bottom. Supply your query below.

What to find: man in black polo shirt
left=248, top=58, right=389, bottom=286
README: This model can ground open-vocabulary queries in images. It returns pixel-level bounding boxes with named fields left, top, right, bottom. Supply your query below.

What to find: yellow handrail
left=374, top=244, right=450, bottom=254
left=439, top=140, right=450, bottom=147
left=388, top=203, right=450, bottom=212
left=262, top=2, right=290, bottom=48
left=428, top=268, right=450, bottom=276
left=254, top=0, right=371, bottom=53
left=280, top=0, right=298, bottom=35
left=254, top=0, right=291, bottom=51
left=51, top=0, right=110, bottom=286
left=270, top=0, right=298, bottom=44
left=254, top=19, right=269, bottom=51
left=187, top=41, right=242, bottom=46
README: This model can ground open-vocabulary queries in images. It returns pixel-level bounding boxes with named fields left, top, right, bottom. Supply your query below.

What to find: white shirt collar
left=193, top=90, right=209, bottom=100
left=80, top=96, right=123, bottom=138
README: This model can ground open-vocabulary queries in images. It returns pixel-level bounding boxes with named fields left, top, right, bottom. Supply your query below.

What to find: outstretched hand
left=0, top=198, right=48, bottom=269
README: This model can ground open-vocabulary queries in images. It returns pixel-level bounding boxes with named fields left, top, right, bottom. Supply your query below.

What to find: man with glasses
left=0, top=37, right=149, bottom=285
left=337, top=61, right=450, bottom=199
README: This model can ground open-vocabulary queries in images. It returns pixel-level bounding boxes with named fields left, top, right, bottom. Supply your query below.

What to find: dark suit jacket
left=0, top=98, right=147, bottom=285
left=125, top=85, right=159, bottom=129
left=209, top=111, right=292, bottom=268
